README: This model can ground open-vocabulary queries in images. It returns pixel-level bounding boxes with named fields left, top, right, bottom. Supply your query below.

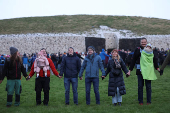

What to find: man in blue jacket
left=22, top=53, right=28, bottom=72
left=60, top=47, right=81, bottom=105
left=99, top=49, right=110, bottom=68
left=79, top=46, right=106, bottom=105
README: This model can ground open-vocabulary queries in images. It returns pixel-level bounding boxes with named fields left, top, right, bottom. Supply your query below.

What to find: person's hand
left=0, top=80, right=2, bottom=84
left=58, top=75, right=62, bottom=79
left=157, top=68, right=160, bottom=72
left=26, top=76, right=30, bottom=81
left=80, top=77, right=83, bottom=80
left=160, top=70, right=163, bottom=76
left=127, top=70, right=131, bottom=76
left=101, top=76, right=105, bottom=80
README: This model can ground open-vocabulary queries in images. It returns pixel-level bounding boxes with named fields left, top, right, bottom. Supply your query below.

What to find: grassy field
left=0, top=66, right=170, bottom=113
left=0, top=15, right=170, bottom=35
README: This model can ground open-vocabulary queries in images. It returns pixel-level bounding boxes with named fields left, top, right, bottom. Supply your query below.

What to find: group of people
left=0, top=37, right=170, bottom=107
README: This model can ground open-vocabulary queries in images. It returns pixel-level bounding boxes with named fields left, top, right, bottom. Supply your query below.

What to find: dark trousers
left=85, top=78, right=100, bottom=105
left=35, top=77, right=50, bottom=105
left=137, top=75, right=151, bottom=103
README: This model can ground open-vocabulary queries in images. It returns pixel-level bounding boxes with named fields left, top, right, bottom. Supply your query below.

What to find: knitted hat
left=87, top=46, right=95, bottom=51
left=10, top=47, right=18, bottom=55
left=146, top=43, right=152, bottom=48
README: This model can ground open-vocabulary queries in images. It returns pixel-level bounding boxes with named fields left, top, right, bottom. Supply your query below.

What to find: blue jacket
left=22, top=54, right=28, bottom=64
left=0, top=56, right=5, bottom=64
left=99, top=49, right=110, bottom=60
left=79, top=54, right=106, bottom=78
left=31, top=54, right=36, bottom=63
left=60, top=53, right=81, bottom=78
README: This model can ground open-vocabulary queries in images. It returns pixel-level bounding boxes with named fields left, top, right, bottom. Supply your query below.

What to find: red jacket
left=29, top=58, right=59, bottom=77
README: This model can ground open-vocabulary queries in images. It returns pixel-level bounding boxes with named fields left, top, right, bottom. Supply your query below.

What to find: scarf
left=113, top=57, right=121, bottom=68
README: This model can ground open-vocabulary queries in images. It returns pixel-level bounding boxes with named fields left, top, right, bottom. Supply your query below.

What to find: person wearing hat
left=128, top=38, right=159, bottom=105
left=59, top=47, right=81, bottom=105
left=140, top=43, right=160, bottom=80
left=79, top=46, right=106, bottom=105
left=0, top=47, right=29, bottom=107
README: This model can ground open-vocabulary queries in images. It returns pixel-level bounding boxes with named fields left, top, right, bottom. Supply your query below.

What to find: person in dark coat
left=60, top=47, right=81, bottom=105
left=102, top=49, right=129, bottom=106
left=128, top=38, right=159, bottom=105
left=0, top=47, right=29, bottom=107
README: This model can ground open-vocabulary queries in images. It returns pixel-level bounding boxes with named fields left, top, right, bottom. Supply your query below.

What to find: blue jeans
left=112, top=87, right=122, bottom=104
left=85, top=78, right=100, bottom=105
left=58, top=64, right=60, bottom=71
left=64, top=77, right=78, bottom=104
left=23, top=64, right=28, bottom=72
left=138, top=75, right=151, bottom=103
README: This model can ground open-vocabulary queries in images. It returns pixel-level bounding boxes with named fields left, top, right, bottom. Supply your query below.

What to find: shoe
left=114, top=103, right=117, bottom=106
left=147, top=103, right=151, bottom=105
left=139, top=103, right=143, bottom=105
left=65, top=103, right=69, bottom=105
left=36, top=103, right=41, bottom=106
left=44, top=104, right=48, bottom=106
left=118, top=102, right=121, bottom=106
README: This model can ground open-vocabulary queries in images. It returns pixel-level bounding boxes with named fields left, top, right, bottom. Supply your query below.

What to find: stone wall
left=0, top=34, right=85, bottom=54
left=0, top=33, right=170, bottom=55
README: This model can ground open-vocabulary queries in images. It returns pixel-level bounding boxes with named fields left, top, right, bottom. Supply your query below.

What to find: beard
left=144, top=47, right=153, bottom=53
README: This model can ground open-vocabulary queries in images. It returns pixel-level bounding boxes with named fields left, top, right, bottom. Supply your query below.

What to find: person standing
left=0, top=47, right=29, bottom=107
left=22, top=53, right=29, bottom=72
left=128, top=38, right=159, bottom=105
left=160, top=52, right=170, bottom=75
left=59, top=47, right=81, bottom=105
left=28, top=48, right=60, bottom=106
left=99, top=49, right=110, bottom=68
left=102, top=49, right=129, bottom=106
left=79, top=46, right=106, bottom=105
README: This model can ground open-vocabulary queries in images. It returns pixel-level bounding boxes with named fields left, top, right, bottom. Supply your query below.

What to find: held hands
left=79, top=77, right=83, bottom=80
left=126, top=70, right=131, bottom=77
left=26, top=76, right=30, bottom=81
left=101, top=76, right=105, bottom=80
left=58, top=75, right=62, bottom=79
left=160, top=70, right=163, bottom=76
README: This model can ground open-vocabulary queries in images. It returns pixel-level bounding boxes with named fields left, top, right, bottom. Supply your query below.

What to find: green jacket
left=160, top=52, right=170, bottom=70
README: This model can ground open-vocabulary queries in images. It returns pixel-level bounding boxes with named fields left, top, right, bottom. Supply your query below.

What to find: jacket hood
left=102, top=49, right=105, bottom=52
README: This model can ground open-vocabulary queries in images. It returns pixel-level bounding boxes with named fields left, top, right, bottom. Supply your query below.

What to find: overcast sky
left=0, top=0, right=169, bottom=20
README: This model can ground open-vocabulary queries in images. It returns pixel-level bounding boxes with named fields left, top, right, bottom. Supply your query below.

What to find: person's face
left=17, top=52, right=20, bottom=56
left=68, top=48, right=74, bottom=55
left=140, top=39, right=147, bottom=48
left=112, top=51, right=118, bottom=57
left=88, top=49, right=94, bottom=55
left=146, top=46, right=151, bottom=49
left=41, top=49, right=46, bottom=56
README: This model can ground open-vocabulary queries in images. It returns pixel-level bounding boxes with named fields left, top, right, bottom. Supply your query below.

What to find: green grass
left=0, top=15, right=170, bottom=35
left=0, top=66, right=170, bottom=113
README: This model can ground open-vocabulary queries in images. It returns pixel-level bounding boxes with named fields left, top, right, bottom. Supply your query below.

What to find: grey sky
left=0, top=0, right=169, bottom=20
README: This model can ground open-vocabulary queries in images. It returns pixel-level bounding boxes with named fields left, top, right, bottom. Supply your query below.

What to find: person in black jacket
left=0, top=47, right=29, bottom=107
left=128, top=38, right=159, bottom=105
left=102, top=49, right=129, bottom=106
left=59, top=47, right=81, bottom=105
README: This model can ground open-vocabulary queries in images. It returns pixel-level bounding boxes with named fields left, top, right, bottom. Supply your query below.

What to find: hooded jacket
left=99, top=49, right=110, bottom=60
left=79, top=53, right=106, bottom=78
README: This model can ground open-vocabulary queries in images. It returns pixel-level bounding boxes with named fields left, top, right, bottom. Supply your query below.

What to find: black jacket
left=105, top=59, right=128, bottom=96
left=0, top=58, right=28, bottom=80
left=129, top=47, right=159, bottom=75
left=60, top=53, right=81, bottom=78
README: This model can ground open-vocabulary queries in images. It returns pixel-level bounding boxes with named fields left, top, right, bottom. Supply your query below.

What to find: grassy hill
left=0, top=15, right=170, bottom=35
